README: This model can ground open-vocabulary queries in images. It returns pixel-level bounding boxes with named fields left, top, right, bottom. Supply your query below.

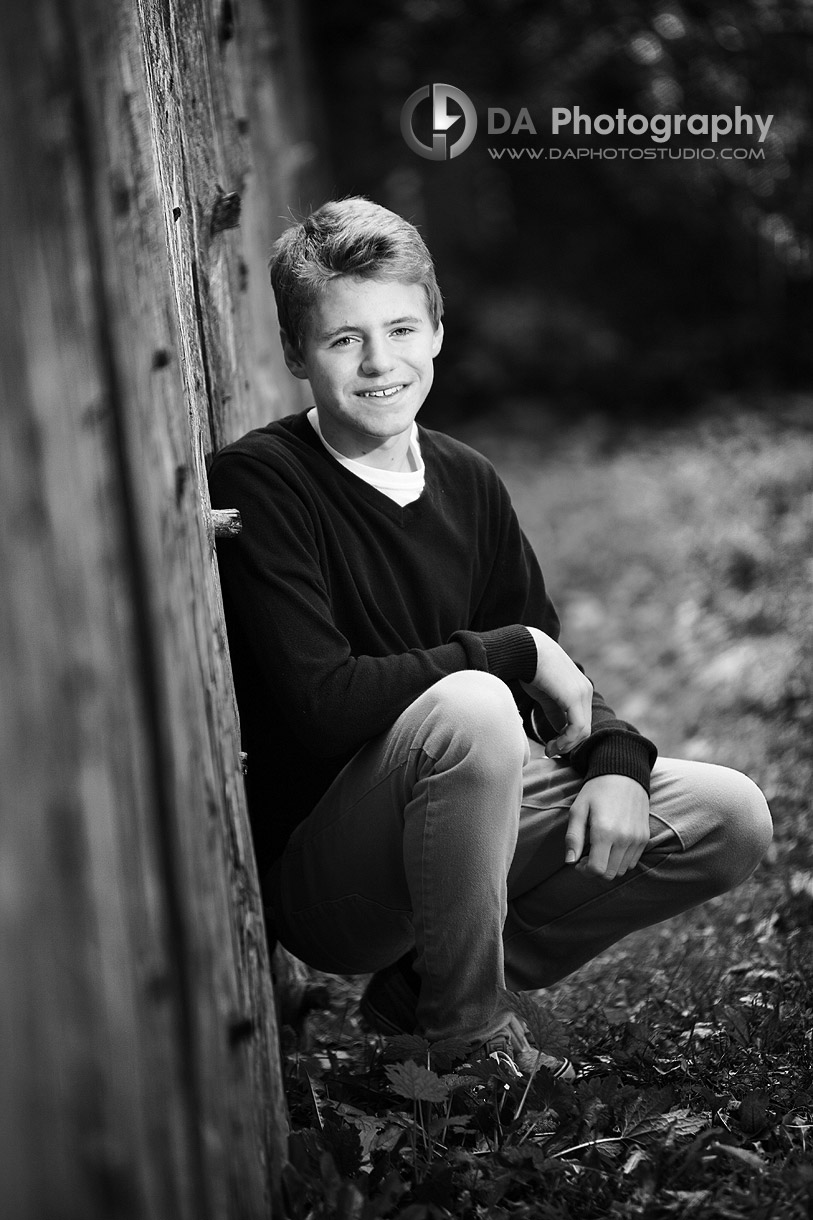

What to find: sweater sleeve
left=528, top=693, right=657, bottom=792
left=209, top=451, right=536, bottom=760
left=453, top=472, right=658, bottom=793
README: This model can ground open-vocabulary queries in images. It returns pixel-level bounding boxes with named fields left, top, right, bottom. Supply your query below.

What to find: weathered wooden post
left=0, top=0, right=314, bottom=1215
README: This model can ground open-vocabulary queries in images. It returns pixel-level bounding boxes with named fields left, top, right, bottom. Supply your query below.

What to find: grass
left=277, top=402, right=813, bottom=1219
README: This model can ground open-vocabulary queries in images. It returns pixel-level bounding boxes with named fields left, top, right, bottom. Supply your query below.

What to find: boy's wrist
left=451, top=625, right=537, bottom=683
left=578, top=728, right=657, bottom=795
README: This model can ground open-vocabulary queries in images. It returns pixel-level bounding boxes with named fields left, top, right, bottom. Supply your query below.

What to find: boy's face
left=282, top=276, right=443, bottom=462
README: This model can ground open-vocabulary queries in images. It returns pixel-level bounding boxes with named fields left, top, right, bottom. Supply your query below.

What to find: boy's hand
left=564, top=775, right=651, bottom=880
left=521, top=627, right=594, bottom=756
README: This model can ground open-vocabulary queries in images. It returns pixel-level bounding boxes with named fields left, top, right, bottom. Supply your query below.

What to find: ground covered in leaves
left=278, top=403, right=813, bottom=1220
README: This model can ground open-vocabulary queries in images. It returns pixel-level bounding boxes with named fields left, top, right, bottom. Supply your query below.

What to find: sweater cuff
left=574, top=728, right=658, bottom=795
left=450, top=626, right=537, bottom=683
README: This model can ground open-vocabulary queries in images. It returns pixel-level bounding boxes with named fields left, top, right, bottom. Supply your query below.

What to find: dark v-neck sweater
left=209, top=411, right=656, bottom=871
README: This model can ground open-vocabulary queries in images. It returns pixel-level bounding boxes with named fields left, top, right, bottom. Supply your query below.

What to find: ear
left=281, top=329, right=309, bottom=380
left=431, top=320, right=444, bottom=358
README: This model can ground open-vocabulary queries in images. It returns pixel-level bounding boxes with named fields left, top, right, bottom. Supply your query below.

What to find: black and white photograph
left=1, top=3, right=811, bottom=1217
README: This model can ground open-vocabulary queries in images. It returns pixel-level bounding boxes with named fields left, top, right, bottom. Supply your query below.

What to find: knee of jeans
left=427, top=671, right=529, bottom=766
left=703, top=767, right=773, bottom=889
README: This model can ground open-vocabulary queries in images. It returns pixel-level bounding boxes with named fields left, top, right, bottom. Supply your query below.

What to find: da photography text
left=401, top=83, right=774, bottom=162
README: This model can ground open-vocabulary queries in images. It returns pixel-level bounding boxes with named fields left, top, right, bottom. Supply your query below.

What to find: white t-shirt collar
left=307, top=408, right=425, bottom=506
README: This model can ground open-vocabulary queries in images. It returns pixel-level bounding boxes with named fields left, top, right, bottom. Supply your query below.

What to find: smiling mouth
left=358, top=384, right=406, bottom=399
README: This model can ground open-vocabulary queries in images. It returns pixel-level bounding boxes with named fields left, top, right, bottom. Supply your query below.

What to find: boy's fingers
left=546, top=720, right=590, bottom=757
left=546, top=696, right=592, bottom=756
left=582, top=837, right=645, bottom=879
left=564, top=801, right=588, bottom=864
left=623, top=843, right=647, bottom=874
left=578, top=840, right=613, bottom=878
left=613, top=847, right=634, bottom=876
left=615, top=844, right=637, bottom=876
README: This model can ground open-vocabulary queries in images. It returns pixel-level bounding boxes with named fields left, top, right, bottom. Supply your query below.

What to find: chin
left=357, top=406, right=415, bottom=430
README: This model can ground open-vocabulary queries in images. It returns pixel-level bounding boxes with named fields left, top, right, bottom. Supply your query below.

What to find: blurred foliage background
left=303, top=0, right=812, bottom=427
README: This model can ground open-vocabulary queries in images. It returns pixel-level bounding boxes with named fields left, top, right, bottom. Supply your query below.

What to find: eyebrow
left=319, top=316, right=425, bottom=341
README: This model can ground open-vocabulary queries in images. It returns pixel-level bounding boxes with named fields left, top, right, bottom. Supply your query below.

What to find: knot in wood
left=211, top=191, right=241, bottom=234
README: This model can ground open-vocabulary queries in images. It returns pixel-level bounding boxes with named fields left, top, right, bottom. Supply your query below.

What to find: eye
left=330, top=335, right=358, bottom=348
left=391, top=326, right=415, bottom=337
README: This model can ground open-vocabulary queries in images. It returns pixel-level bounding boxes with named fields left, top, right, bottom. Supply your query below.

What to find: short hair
left=269, top=197, right=443, bottom=352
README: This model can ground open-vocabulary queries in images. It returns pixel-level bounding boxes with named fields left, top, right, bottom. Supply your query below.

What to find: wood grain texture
left=0, top=0, right=312, bottom=1214
left=0, top=6, right=201, bottom=1214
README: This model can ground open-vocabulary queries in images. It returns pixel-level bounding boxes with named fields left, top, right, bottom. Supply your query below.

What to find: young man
left=209, top=197, right=771, bottom=1072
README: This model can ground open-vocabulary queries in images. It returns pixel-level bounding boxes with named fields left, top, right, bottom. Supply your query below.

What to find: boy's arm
left=519, top=615, right=656, bottom=884
left=209, top=451, right=544, bottom=759
left=522, top=651, right=657, bottom=881
left=523, top=676, right=657, bottom=793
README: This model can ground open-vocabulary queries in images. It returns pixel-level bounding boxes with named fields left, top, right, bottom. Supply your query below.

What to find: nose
left=360, top=335, right=396, bottom=377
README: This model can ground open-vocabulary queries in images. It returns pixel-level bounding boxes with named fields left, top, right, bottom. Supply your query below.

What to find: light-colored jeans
left=267, top=671, right=773, bottom=1044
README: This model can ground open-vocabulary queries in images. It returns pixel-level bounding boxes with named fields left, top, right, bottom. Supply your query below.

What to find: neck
left=312, top=410, right=415, bottom=472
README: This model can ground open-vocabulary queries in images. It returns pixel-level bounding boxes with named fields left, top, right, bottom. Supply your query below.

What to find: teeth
left=361, top=385, right=403, bottom=398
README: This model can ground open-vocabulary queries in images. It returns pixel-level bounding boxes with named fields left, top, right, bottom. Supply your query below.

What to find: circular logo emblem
left=401, top=84, right=477, bottom=161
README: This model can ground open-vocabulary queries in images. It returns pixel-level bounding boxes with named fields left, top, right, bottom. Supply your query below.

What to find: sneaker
left=360, top=960, right=575, bottom=1081
left=476, top=1032, right=575, bottom=1082
left=513, top=1044, right=576, bottom=1082
left=481, top=1034, right=523, bottom=1079
left=459, top=1034, right=575, bottom=1085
